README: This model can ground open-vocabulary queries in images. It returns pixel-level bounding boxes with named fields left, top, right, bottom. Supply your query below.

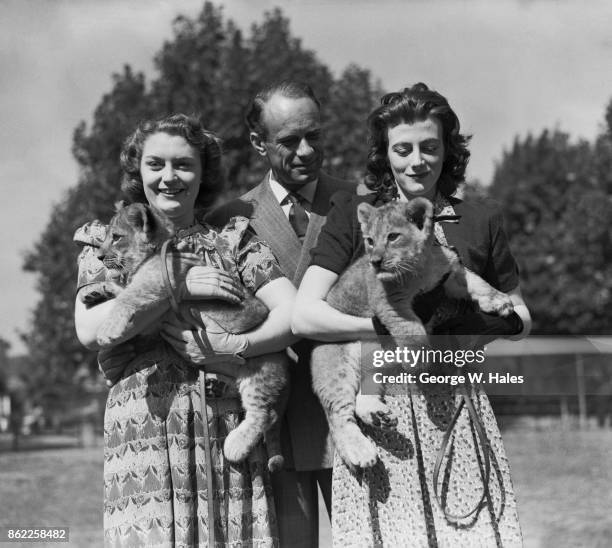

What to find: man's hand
left=97, top=342, right=136, bottom=387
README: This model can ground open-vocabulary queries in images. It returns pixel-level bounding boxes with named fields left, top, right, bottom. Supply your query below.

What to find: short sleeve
left=74, top=221, right=121, bottom=303
left=309, top=191, right=360, bottom=274
left=235, top=228, right=284, bottom=294
left=484, top=207, right=520, bottom=292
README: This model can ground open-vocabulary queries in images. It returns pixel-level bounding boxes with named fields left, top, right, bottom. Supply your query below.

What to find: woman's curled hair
left=365, top=83, right=471, bottom=200
left=120, top=113, right=224, bottom=210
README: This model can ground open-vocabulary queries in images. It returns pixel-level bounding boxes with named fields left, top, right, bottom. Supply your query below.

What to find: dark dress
left=310, top=191, right=524, bottom=547
left=74, top=218, right=283, bottom=548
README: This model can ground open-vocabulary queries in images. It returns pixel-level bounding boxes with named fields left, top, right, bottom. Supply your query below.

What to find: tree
left=489, top=122, right=612, bottom=334
left=0, top=337, right=10, bottom=394
left=23, top=65, right=151, bottom=386
left=23, top=2, right=382, bottom=390
left=324, top=64, right=384, bottom=180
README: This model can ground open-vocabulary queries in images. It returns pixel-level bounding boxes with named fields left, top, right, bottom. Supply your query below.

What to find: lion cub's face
left=97, top=202, right=172, bottom=276
left=357, top=198, right=434, bottom=283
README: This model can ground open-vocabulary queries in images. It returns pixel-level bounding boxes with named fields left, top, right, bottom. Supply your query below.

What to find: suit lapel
left=247, top=176, right=302, bottom=281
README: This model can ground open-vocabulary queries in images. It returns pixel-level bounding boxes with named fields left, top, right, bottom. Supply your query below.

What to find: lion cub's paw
left=477, top=290, right=514, bottom=317
left=355, top=394, right=397, bottom=429
left=223, top=427, right=258, bottom=464
left=267, top=454, right=284, bottom=473
left=334, top=423, right=379, bottom=470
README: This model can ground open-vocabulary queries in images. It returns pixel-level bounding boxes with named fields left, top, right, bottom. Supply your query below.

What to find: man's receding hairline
left=259, top=93, right=321, bottom=133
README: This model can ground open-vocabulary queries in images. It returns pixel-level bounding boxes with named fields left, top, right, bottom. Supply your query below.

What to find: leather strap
left=159, top=239, right=216, bottom=546
left=431, top=384, right=491, bottom=521
left=431, top=202, right=493, bottom=520
left=160, top=239, right=181, bottom=316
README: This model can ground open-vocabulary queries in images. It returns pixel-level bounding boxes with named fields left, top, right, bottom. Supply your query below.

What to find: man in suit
left=208, top=81, right=354, bottom=547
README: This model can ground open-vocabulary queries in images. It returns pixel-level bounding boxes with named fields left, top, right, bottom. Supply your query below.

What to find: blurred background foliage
left=19, top=2, right=383, bottom=391
left=8, top=1, right=612, bottom=413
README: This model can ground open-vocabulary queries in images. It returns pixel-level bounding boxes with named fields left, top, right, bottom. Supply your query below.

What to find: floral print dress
left=74, top=216, right=283, bottom=548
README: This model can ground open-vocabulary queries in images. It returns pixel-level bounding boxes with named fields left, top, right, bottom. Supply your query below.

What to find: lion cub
left=311, top=198, right=513, bottom=470
left=93, top=202, right=288, bottom=472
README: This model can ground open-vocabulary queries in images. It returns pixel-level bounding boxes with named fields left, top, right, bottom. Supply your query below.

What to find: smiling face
left=387, top=116, right=445, bottom=201
left=140, top=132, right=202, bottom=229
left=250, top=94, right=323, bottom=190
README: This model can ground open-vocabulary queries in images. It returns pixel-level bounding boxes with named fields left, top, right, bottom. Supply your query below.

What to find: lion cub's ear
left=126, top=203, right=158, bottom=236
left=357, top=203, right=376, bottom=225
left=406, top=198, right=433, bottom=233
left=114, top=200, right=126, bottom=212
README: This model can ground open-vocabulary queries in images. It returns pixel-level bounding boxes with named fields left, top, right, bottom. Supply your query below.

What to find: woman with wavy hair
left=74, top=114, right=295, bottom=547
left=293, top=83, right=531, bottom=546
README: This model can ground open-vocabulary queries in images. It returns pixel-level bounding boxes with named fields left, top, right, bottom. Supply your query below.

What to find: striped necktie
left=285, top=192, right=310, bottom=241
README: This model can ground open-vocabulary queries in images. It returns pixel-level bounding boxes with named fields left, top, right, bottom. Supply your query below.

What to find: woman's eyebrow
left=143, top=155, right=194, bottom=161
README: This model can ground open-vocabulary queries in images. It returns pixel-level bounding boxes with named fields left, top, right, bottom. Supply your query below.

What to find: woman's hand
left=97, top=341, right=136, bottom=387
left=160, top=314, right=246, bottom=376
left=431, top=286, right=531, bottom=349
left=178, top=266, right=244, bottom=304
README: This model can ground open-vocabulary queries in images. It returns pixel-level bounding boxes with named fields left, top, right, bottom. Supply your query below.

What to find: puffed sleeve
left=236, top=230, right=284, bottom=294
left=73, top=221, right=120, bottom=304
left=215, top=215, right=284, bottom=294
left=483, top=207, right=520, bottom=293
left=309, top=190, right=359, bottom=274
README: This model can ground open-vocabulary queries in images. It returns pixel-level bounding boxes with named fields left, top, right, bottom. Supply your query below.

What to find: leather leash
left=430, top=213, right=493, bottom=521
left=160, top=239, right=216, bottom=547
left=431, top=383, right=492, bottom=520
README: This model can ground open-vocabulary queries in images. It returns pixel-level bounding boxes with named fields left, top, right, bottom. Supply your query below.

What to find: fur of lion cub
left=95, top=202, right=289, bottom=472
left=311, top=198, right=513, bottom=471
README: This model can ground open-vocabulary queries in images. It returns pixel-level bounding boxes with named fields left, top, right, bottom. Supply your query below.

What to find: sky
left=2, top=0, right=612, bottom=355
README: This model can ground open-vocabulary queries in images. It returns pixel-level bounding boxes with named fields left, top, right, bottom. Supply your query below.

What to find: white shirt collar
left=268, top=171, right=318, bottom=208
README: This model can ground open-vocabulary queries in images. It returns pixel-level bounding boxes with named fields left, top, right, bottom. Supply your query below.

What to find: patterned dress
left=330, top=383, right=523, bottom=547
left=74, top=217, right=283, bottom=548
left=310, top=190, right=524, bottom=547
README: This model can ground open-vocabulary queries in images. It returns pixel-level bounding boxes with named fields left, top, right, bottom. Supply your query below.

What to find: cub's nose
left=96, top=249, right=106, bottom=261
left=370, top=256, right=382, bottom=269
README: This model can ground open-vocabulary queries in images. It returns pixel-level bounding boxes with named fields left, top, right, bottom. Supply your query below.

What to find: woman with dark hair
left=74, top=114, right=295, bottom=547
left=293, top=84, right=531, bottom=546
left=119, top=114, right=225, bottom=210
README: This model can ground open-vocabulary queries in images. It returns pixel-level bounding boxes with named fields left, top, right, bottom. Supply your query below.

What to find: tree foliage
left=0, top=337, right=10, bottom=394
left=23, top=2, right=382, bottom=387
left=489, top=117, right=612, bottom=334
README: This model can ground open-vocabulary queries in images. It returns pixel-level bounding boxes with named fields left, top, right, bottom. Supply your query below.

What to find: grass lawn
left=0, top=436, right=101, bottom=548
left=1, top=427, right=611, bottom=547
left=504, top=428, right=612, bottom=548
